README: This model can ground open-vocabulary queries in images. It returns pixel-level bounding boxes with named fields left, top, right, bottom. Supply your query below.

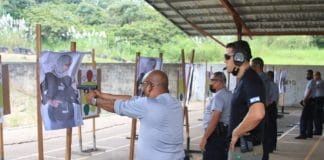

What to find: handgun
left=77, top=84, right=98, bottom=93
left=240, top=137, right=253, bottom=153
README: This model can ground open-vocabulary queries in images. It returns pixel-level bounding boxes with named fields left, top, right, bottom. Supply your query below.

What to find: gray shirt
left=114, top=93, right=184, bottom=160
left=304, top=80, right=316, bottom=98
left=203, top=88, right=232, bottom=129
left=259, top=72, right=272, bottom=105
left=315, top=80, right=324, bottom=97
left=269, top=81, right=279, bottom=104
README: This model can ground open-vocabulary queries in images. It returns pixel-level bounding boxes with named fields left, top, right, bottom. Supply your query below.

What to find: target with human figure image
left=136, top=57, right=162, bottom=96
left=39, top=51, right=84, bottom=130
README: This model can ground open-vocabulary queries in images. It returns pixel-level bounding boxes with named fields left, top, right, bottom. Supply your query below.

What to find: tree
left=75, top=2, right=107, bottom=25
left=2, top=0, right=34, bottom=18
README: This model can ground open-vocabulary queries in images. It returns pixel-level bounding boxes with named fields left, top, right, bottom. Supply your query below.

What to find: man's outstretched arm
left=85, top=90, right=130, bottom=113
left=94, top=90, right=131, bottom=100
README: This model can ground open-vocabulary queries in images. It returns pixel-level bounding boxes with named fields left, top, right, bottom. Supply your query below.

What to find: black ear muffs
left=233, top=52, right=245, bottom=66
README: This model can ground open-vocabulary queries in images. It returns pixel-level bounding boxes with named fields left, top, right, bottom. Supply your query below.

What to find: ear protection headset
left=233, top=51, right=246, bottom=66
left=232, top=42, right=248, bottom=66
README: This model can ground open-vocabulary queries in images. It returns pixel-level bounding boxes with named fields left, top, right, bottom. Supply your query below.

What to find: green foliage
left=2, top=0, right=34, bottom=18
left=23, top=2, right=79, bottom=42
left=0, top=0, right=323, bottom=65
left=105, top=0, right=148, bottom=27
left=312, top=36, right=324, bottom=48
left=75, top=2, right=107, bottom=25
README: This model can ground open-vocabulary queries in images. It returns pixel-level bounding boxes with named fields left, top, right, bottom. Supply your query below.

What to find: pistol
left=77, top=84, right=98, bottom=93
left=240, top=137, right=253, bottom=153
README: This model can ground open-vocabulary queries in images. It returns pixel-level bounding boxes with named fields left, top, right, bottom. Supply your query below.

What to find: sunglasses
left=140, top=81, right=151, bottom=88
left=210, top=79, right=221, bottom=82
left=224, top=54, right=232, bottom=60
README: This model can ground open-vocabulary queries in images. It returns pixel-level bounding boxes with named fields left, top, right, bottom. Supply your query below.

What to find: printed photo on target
left=136, top=57, right=162, bottom=96
left=39, top=51, right=84, bottom=130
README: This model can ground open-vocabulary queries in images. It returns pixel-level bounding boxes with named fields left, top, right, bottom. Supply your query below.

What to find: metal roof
left=145, top=0, right=324, bottom=45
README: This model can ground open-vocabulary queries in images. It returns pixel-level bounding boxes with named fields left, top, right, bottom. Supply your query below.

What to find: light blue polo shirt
left=203, top=88, right=232, bottom=129
left=305, top=80, right=316, bottom=98
left=114, top=93, right=185, bottom=160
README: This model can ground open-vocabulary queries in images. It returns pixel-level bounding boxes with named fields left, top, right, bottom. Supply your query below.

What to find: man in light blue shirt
left=86, top=70, right=184, bottom=160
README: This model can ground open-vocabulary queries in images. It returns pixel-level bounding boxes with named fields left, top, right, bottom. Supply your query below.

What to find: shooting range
left=1, top=1, right=324, bottom=160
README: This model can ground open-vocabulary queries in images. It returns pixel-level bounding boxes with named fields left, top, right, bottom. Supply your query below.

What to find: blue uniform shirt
left=114, top=93, right=185, bottom=160
left=203, top=88, right=232, bottom=129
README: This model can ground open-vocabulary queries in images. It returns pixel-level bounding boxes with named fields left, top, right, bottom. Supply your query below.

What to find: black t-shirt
left=229, top=67, right=266, bottom=145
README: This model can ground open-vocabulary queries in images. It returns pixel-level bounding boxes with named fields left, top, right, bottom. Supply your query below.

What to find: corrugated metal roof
left=145, top=0, right=324, bottom=38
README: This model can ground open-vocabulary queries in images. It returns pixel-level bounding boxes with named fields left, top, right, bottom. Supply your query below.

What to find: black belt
left=213, top=122, right=228, bottom=136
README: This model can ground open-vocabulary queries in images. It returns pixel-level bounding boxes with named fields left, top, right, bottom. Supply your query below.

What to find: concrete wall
left=6, top=63, right=324, bottom=107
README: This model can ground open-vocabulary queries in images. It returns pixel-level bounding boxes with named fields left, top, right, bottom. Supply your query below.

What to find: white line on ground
left=278, top=125, right=298, bottom=140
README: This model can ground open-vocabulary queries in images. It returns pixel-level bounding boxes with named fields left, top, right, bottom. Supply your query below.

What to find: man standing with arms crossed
left=224, top=40, right=266, bottom=160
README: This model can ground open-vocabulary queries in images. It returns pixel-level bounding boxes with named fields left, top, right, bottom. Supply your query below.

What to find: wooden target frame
left=36, top=24, right=83, bottom=160
left=177, top=49, right=195, bottom=154
left=0, top=55, right=11, bottom=160
left=77, top=49, right=102, bottom=153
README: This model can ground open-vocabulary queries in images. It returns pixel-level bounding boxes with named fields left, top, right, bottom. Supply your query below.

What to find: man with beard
left=224, top=40, right=266, bottom=160
left=200, top=71, right=232, bottom=160
left=85, top=70, right=184, bottom=160
left=295, top=70, right=316, bottom=139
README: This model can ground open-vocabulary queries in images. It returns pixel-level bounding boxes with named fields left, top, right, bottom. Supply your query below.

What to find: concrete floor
left=3, top=101, right=324, bottom=160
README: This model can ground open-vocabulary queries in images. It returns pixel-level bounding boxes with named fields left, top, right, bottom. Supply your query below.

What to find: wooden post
left=36, top=24, right=44, bottom=160
left=77, top=124, right=82, bottom=151
left=91, top=48, right=97, bottom=150
left=203, top=60, right=208, bottom=111
left=180, top=50, right=190, bottom=150
left=66, top=42, right=76, bottom=160
left=129, top=52, right=140, bottom=160
left=0, top=122, right=3, bottom=160
left=0, top=56, right=3, bottom=160
left=78, top=49, right=98, bottom=152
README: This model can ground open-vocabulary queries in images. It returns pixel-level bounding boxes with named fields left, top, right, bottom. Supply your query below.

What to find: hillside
left=0, top=0, right=323, bottom=65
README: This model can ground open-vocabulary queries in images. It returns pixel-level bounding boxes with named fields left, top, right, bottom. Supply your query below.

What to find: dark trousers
left=314, top=97, right=323, bottom=134
left=300, top=99, right=315, bottom=137
left=262, top=102, right=278, bottom=160
left=203, top=130, right=228, bottom=160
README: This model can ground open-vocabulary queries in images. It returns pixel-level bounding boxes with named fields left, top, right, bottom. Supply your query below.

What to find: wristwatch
left=91, top=97, right=97, bottom=106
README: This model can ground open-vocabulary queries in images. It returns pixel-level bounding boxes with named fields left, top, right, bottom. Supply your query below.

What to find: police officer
left=296, top=70, right=316, bottom=139
left=200, top=72, right=232, bottom=160
left=251, top=57, right=272, bottom=160
left=313, top=71, right=324, bottom=135
left=267, top=71, right=279, bottom=152
left=224, top=40, right=266, bottom=160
